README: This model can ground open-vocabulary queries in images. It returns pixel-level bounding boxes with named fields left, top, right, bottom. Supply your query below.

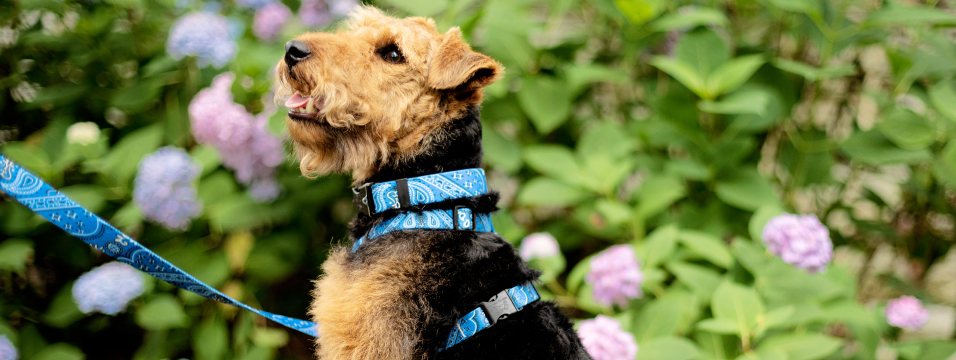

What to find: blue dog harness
left=0, top=156, right=538, bottom=351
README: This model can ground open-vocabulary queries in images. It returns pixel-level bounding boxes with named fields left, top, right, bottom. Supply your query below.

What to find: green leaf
left=749, top=204, right=786, bottom=243
left=523, top=145, right=581, bottom=183
left=715, top=169, right=780, bottom=211
left=136, top=294, right=189, bottom=330
left=32, top=343, right=86, bottom=360
left=96, top=123, right=164, bottom=185
left=194, top=318, right=228, bottom=360
left=566, top=255, right=593, bottom=294
left=773, top=59, right=856, bottom=81
left=483, top=127, right=522, bottom=173
left=632, top=295, right=683, bottom=343
left=518, top=75, right=573, bottom=134
left=652, top=7, right=728, bottom=31
left=565, top=65, right=629, bottom=96
left=577, top=122, right=636, bottom=160
left=1, top=142, right=54, bottom=179
left=761, top=306, right=796, bottom=331
left=640, top=224, right=679, bottom=268
left=379, top=0, right=448, bottom=16
left=595, top=199, right=633, bottom=225
left=865, top=5, right=956, bottom=26
left=736, top=349, right=788, bottom=360
left=876, top=109, right=937, bottom=150
left=711, top=281, right=764, bottom=335
left=758, top=334, right=842, bottom=360
left=697, top=318, right=741, bottom=334
left=707, top=55, right=766, bottom=99
left=930, top=80, right=956, bottom=123
left=650, top=57, right=707, bottom=97
left=614, top=0, right=663, bottom=24
left=252, top=327, right=290, bottom=349
left=666, top=261, right=723, bottom=300
left=635, top=175, right=686, bottom=218
left=527, top=255, right=566, bottom=283
left=699, top=89, right=770, bottom=116
left=676, top=29, right=730, bottom=81
left=0, top=238, right=33, bottom=273
left=677, top=230, right=734, bottom=268
left=638, top=336, right=702, bottom=360
left=764, top=0, right=818, bottom=13
left=840, top=131, right=932, bottom=165
left=43, top=283, right=84, bottom=328
left=516, top=177, right=590, bottom=206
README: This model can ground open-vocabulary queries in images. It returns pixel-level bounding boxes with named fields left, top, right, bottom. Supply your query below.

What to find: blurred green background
left=1, top=0, right=956, bottom=359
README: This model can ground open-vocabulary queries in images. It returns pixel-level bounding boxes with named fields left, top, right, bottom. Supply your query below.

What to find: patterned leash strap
left=0, top=155, right=318, bottom=337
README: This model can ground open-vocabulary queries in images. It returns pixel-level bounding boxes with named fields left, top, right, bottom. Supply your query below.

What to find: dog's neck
left=364, top=105, right=484, bottom=184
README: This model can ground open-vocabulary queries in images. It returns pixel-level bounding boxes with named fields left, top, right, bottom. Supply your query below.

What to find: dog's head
left=274, top=6, right=503, bottom=183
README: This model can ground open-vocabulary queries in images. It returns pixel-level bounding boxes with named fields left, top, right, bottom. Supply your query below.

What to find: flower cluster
left=72, top=262, right=145, bottom=315
left=762, top=214, right=833, bottom=273
left=586, top=245, right=644, bottom=307
left=578, top=315, right=638, bottom=360
left=236, top=0, right=274, bottom=9
left=0, top=335, right=15, bottom=360
left=66, top=122, right=100, bottom=145
left=328, top=0, right=360, bottom=17
left=253, top=2, right=291, bottom=41
left=519, top=232, right=560, bottom=261
left=299, top=0, right=332, bottom=28
left=133, top=147, right=203, bottom=231
left=166, top=12, right=237, bottom=68
left=189, top=72, right=285, bottom=202
left=885, top=296, right=929, bottom=330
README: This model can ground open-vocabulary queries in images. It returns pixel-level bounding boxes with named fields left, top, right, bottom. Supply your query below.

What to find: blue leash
left=0, top=155, right=319, bottom=337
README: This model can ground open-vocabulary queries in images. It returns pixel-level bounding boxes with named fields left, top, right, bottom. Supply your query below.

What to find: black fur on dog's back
left=341, top=105, right=591, bottom=359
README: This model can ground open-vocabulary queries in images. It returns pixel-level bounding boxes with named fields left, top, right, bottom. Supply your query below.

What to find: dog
left=274, top=6, right=592, bottom=360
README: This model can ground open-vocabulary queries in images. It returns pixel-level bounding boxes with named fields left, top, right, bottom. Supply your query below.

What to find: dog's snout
left=285, top=40, right=312, bottom=67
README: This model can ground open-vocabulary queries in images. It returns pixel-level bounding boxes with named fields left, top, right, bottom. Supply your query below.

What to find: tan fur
left=274, top=6, right=503, bottom=185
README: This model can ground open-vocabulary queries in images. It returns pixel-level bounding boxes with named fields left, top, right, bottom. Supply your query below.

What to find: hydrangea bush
left=1, top=0, right=955, bottom=359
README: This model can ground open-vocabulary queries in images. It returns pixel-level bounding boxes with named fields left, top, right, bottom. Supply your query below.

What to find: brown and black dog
left=274, top=6, right=592, bottom=360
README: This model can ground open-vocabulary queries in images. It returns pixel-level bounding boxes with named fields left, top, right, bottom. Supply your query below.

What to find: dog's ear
left=427, top=27, right=503, bottom=91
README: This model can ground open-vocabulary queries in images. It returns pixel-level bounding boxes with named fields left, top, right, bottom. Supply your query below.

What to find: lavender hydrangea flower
left=236, top=0, right=274, bottom=9
left=519, top=232, right=560, bottom=261
left=133, top=147, right=203, bottom=231
left=0, top=335, right=15, bottom=360
left=885, top=296, right=929, bottom=330
left=253, top=2, right=291, bottom=41
left=586, top=245, right=643, bottom=307
left=189, top=73, right=285, bottom=202
left=327, top=0, right=359, bottom=17
left=762, top=213, right=832, bottom=273
left=72, top=262, right=145, bottom=315
left=578, top=315, right=638, bottom=360
left=166, top=12, right=237, bottom=68
left=299, top=0, right=332, bottom=28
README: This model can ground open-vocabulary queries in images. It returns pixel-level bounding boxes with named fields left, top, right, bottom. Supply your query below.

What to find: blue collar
left=350, top=168, right=495, bottom=251
left=352, top=168, right=488, bottom=216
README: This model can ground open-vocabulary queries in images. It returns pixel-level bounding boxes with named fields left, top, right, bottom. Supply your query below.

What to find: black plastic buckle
left=480, top=289, right=518, bottom=325
left=452, top=206, right=477, bottom=231
left=352, top=183, right=374, bottom=216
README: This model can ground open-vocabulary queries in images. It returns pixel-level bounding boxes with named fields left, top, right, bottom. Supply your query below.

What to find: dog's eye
left=378, top=45, right=405, bottom=64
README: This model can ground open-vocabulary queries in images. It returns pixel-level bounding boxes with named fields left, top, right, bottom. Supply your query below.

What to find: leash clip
left=352, top=183, right=374, bottom=216
left=480, top=289, right=519, bottom=325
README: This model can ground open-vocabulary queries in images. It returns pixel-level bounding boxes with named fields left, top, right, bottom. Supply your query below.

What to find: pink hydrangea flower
left=586, top=245, right=643, bottom=307
left=189, top=73, right=286, bottom=202
left=761, top=213, right=832, bottom=273
left=885, top=296, right=929, bottom=330
left=578, top=315, right=638, bottom=360
left=299, top=0, right=332, bottom=28
left=253, top=2, right=291, bottom=41
left=133, top=147, right=203, bottom=231
left=519, top=232, right=560, bottom=260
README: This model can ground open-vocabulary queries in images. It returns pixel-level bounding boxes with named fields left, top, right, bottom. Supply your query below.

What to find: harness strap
left=0, top=155, right=319, bottom=337
left=438, top=282, right=541, bottom=352
left=351, top=206, right=495, bottom=251
left=352, top=168, right=487, bottom=216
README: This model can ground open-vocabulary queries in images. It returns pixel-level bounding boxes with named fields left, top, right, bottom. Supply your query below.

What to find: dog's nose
left=285, top=40, right=311, bottom=67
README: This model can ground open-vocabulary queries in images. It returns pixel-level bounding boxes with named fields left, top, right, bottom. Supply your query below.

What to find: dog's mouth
left=285, top=92, right=323, bottom=122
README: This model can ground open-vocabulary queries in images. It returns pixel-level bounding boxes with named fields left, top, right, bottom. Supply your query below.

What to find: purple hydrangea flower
left=253, top=2, right=291, bottom=41
left=327, top=0, right=359, bottom=17
left=133, top=147, right=203, bottom=231
left=885, top=296, right=929, bottom=330
left=189, top=73, right=285, bottom=202
left=762, top=214, right=832, bottom=273
left=519, top=232, right=560, bottom=261
left=237, top=0, right=274, bottom=9
left=586, top=245, right=644, bottom=307
left=0, top=335, right=15, bottom=360
left=166, top=12, right=237, bottom=68
left=72, top=262, right=145, bottom=315
left=299, top=0, right=332, bottom=28
left=578, top=315, right=638, bottom=360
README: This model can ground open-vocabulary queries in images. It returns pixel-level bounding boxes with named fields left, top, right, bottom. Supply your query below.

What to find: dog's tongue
left=285, top=93, right=311, bottom=109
